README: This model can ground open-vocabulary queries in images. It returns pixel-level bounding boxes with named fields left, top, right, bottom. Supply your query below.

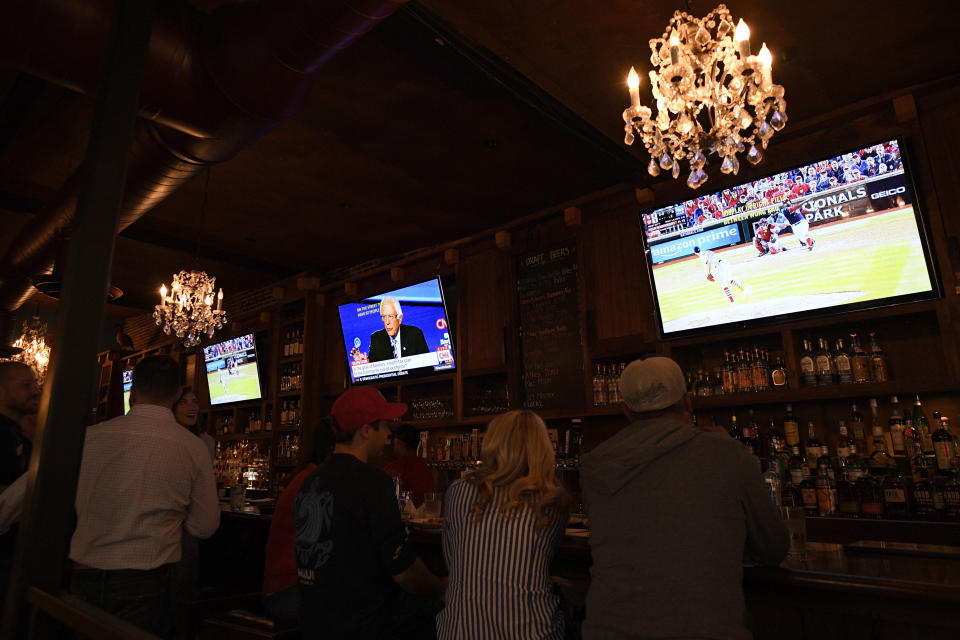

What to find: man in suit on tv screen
left=367, top=297, right=430, bottom=363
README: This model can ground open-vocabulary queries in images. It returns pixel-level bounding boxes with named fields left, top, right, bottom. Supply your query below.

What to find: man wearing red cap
left=294, top=387, right=446, bottom=639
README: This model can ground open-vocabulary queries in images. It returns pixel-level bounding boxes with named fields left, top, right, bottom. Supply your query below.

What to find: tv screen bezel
left=203, top=332, right=264, bottom=406
left=639, top=135, right=942, bottom=341
left=337, top=276, right=458, bottom=387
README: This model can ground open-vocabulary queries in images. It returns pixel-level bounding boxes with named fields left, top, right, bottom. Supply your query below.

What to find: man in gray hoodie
left=580, top=356, right=788, bottom=640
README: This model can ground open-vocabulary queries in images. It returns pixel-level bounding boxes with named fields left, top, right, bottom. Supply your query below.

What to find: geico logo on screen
left=871, top=186, right=906, bottom=200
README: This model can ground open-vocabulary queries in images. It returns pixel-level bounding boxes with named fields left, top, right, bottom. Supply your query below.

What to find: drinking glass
left=780, top=505, right=807, bottom=557
left=424, top=492, right=443, bottom=519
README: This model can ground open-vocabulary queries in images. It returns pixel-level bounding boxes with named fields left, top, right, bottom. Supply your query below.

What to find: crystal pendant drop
left=648, top=159, right=661, bottom=177
left=660, top=152, right=673, bottom=170
left=671, top=161, right=680, bottom=179
left=739, top=112, right=754, bottom=129
left=625, top=131, right=635, bottom=145
left=720, top=155, right=735, bottom=174
left=747, top=145, right=762, bottom=165
left=691, top=149, right=706, bottom=169
left=757, top=120, right=773, bottom=139
left=686, top=170, right=700, bottom=189
left=696, top=168, right=708, bottom=186
left=729, top=155, right=740, bottom=174
left=770, top=110, right=786, bottom=131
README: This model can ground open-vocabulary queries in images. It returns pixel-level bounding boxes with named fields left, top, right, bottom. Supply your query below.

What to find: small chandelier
left=622, top=4, right=787, bottom=189
left=11, top=316, right=51, bottom=384
left=153, top=270, right=226, bottom=348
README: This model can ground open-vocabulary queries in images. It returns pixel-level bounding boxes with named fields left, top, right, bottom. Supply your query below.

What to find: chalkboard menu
left=517, top=241, right=583, bottom=410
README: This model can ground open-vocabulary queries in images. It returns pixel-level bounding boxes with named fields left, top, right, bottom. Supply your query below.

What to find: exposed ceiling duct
left=0, top=0, right=408, bottom=310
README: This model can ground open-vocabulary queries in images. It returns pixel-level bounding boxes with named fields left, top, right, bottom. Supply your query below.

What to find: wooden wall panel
left=582, top=212, right=653, bottom=346
left=459, top=249, right=507, bottom=372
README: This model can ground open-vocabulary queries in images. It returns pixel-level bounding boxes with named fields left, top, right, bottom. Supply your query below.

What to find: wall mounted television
left=338, top=277, right=456, bottom=385
left=640, top=137, right=940, bottom=339
left=203, top=333, right=263, bottom=405
left=122, top=369, right=133, bottom=415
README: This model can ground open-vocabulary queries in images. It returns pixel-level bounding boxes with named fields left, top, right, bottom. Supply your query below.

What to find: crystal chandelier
left=153, top=270, right=226, bottom=348
left=11, top=316, right=50, bottom=384
left=622, top=4, right=787, bottom=189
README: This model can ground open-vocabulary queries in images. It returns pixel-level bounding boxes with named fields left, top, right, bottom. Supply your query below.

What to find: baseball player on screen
left=694, top=246, right=745, bottom=303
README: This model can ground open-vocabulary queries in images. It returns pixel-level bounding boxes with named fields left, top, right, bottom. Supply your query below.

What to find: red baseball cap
left=331, top=387, right=407, bottom=433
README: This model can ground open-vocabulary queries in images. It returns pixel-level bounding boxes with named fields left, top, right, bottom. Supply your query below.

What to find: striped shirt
left=437, top=478, right=567, bottom=640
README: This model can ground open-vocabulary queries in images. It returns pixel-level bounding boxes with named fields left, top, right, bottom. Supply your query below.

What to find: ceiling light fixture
left=622, top=4, right=787, bottom=189
left=10, top=316, right=50, bottom=384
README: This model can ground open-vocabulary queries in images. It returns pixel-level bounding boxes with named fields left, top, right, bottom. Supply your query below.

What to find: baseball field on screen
left=652, top=207, right=933, bottom=334
left=206, top=362, right=262, bottom=404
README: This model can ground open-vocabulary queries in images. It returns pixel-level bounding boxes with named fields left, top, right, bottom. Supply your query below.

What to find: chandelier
left=11, top=316, right=50, bottom=384
left=153, top=270, right=226, bottom=348
left=622, top=4, right=786, bottom=189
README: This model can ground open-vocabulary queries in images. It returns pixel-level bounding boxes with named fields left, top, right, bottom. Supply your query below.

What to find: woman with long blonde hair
left=436, top=410, right=569, bottom=640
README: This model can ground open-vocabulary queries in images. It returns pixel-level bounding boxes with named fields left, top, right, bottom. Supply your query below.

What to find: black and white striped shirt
left=437, top=478, right=566, bottom=640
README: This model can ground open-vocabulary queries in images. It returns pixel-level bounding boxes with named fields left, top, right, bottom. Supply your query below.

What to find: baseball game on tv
left=203, top=333, right=263, bottom=406
left=338, top=278, right=456, bottom=385
left=642, top=138, right=938, bottom=338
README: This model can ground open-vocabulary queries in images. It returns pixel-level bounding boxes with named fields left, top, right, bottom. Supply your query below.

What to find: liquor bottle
left=882, top=458, right=913, bottom=519
left=868, top=424, right=896, bottom=474
left=765, top=416, right=786, bottom=460
left=770, top=355, right=789, bottom=389
left=836, top=470, right=860, bottom=517
left=817, top=447, right=837, bottom=482
left=944, top=470, right=960, bottom=521
left=796, top=449, right=819, bottom=517
left=742, top=411, right=759, bottom=458
left=593, top=365, right=607, bottom=406
left=836, top=422, right=852, bottom=461
left=761, top=458, right=782, bottom=507
left=849, top=404, right=868, bottom=455
left=888, top=396, right=906, bottom=457
left=815, top=338, right=836, bottom=386
left=737, top=349, right=753, bottom=393
left=804, top=422, right=822, bottom=476
left=696, top=370, right=711, bottom=397
left=834, top=338, right=853, bottom=384
left=845, top=444, right=866, bottom=481
left=850, top=333, right=871, bottom=383
left=772, top=437, right=792, bottom=490
left=607, top=365, right=621, bottom=404
left=913, top=396, right=934, bottom=462
left=799, top=339, right=817, bottom=387
left=911, top=449, right=944, bottom=520
left=783, top=404, right=800, bottom=447
left=933, top=412, right=956, bottom=473
left=751, top=347, right=769, bottom=391
left=816, top=457, right=839, bottom=516
left=857, top=472, right=885, bottom=518
left=788, top=445, right=806, bottom=488
left=869, top=332, right=890, bottom=382
left=729, top=414, right=742, bottom=442
left=722, top=351, right=737, bottom=395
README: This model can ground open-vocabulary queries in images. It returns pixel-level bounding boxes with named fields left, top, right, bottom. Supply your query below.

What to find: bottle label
left=890, top=428, right=904, bottom=453
left=847, top=469, right=864, bottom=481
left=838, top=446, right=850, bottom=459
left=836, top=357, right=851, bottom=372
left=884, top=488, right=906, bottom=503
left=817, top=488, right=837, bottom=514
left=852, top=358, right=871, bottom=382
left=871, top=358, right=889, bottom=382
left=800, top=357, right=815, bottom=373
left=790, top=469, right=803, bottom=485
left=784, top=421, right=799, bottom=446
left=860, top=500, right=884, bottom=516
left=935, top=442, right=954, bottom=470
left=815, top=355, right=832, bottom=373
left=801, top=487, right=818, bottom=508
left=772, top=369, right=787, bottom=387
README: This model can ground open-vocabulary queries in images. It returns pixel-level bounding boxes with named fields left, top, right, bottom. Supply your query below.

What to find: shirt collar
left=127, top=404, right=176, bottom=420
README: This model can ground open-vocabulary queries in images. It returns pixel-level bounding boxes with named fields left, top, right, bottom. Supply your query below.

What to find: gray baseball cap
left=620, top=356, right=687, bottom=412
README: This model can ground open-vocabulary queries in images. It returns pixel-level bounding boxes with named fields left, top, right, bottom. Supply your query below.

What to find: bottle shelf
left=277, top=389, right=302, bottom=397
left=279, top=354, right=303, bottom=364
left=215, top=432, right=273, bottom=441
left=691, top=380, right=958, bottom=409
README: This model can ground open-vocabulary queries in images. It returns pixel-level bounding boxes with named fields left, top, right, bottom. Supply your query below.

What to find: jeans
left=70, top=565, right=175, bottom=639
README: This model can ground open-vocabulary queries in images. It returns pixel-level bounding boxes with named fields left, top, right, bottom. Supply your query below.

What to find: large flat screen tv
left=203, top=333, right=263, bottom=405
left=122, top=369, right=133, bottom=415
left=641, top=137, right=939, bottom=339
left=338, top=277, right=456, bottom=385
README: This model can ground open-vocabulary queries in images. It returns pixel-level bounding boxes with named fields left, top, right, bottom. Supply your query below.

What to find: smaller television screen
left=338, top=278, right=456, bottom=385
left=122, top=369, right=133, bottom=415
left=203, top=333, right=263, bottom=406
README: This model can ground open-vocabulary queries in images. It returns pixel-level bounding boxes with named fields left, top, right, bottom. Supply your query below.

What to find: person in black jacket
left=366, top=297, right=429, bottom=363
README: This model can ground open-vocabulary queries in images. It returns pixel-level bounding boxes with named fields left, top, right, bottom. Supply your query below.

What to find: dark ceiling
left=0, top=0, right=958, bottom=312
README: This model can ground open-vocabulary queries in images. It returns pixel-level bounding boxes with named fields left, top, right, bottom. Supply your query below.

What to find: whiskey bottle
left=736, top=349, right=753, bottom=393
left=729, top=414, right=742, bottom=442
left=849, top=404, right=868, bottom=455
left=834, top=338, right=853, bottom=384
left=815, top=338, right=836, bottom=386
left=836, top=422, right=852, bottom=461
left=857, top=473, right=885, bottom=519
left=868, top=424, right=896, bottom=474
left=804, top=422, right=822, bottom=476
left=799, top=339, right=817, bottom=387
left=722, top=351, right=737, bottom=394
left=882, top=458, right=913, bottom=520
left=913, top=396, right=934, bottom=463
left=696, top=370, right=711, bottom=397
left=933, top=412, right=956, bottom=473
left=816, top=458, right=839, bottom=516
left=888, top=396, right=906, bottom=457
left=742, top=410, right=759, bottom=458
left=836, top=470, right=861, bottom=518
left=850, top=333, right=871, bottom=383
left=606, top=364, right=620, bottom=404
left=593, top=365, right=607, bottom=406
left=751, top=347, right=770, bottom=391
left=869, top=332, right=890, bottom=382
left=712, top=370, right=725, bottom=396
left=771, top=355, right=789, bottom=389
left=783, top=404, right=800, bottom=447
left=788, top=445, right=806, bottom=488
left=944, top=470, right=960, bottom=521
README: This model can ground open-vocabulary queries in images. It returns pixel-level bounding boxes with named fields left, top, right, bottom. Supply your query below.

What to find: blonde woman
left=437, top=410, right=569, bottom=640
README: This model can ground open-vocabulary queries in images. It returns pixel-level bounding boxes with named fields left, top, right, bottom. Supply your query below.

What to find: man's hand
left=706, top=273, right=715, bottom=282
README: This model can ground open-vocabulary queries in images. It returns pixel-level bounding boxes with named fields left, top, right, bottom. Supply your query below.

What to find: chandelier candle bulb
left=627, top=67, right=641, bottom=109
left=734, top=19, right=750, bottom=58
left=217, top=288, right=223, bottom=311
left=159, top=284, right=167, bottom=307
left=758, top=43, right=772, bottom=84
left=669, top=32, right=680, bottom=65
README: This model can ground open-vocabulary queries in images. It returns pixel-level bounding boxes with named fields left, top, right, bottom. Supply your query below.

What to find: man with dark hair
left=580, top=356, right=788, bottom=640
left=295, top=387, right=446, bottom=639
left=69, top=355, right=219, bottom=638
left=0, top=360, right=39, bottom=603
left=384, top=424, right=433, bottom=508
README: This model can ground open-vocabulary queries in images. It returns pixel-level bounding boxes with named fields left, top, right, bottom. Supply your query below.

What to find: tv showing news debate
left=642, top=138, right=938, bottom=338
left=338, top=278, right=456, bottom=385
left=203, top=333, right=263, bottom=406
left=122, top=369, right=133, bottom=415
